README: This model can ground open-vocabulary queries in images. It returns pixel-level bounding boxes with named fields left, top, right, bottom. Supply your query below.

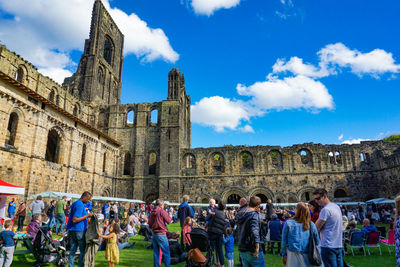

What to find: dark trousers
left=208, top=232, right=224, bottom=266
left=17, top=216, right=25, bottom=231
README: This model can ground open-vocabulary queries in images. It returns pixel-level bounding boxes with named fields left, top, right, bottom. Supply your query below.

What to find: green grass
left=12, top=223, right=396, bottom=266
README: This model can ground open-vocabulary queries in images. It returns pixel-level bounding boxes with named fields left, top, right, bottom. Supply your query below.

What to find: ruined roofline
left=93, top=0, right=124, bottom=37
left=185, top=140, right=388, bottom=152
left=0, top=70, right=121, bottom=147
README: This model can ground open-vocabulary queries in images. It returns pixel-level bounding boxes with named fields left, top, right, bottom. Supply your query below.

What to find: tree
left=383, top=135, right=400, bottom=143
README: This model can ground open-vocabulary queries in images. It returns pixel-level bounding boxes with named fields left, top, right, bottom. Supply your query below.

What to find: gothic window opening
left=81, top=144, right=87, bottom=168
left=328, top=151, right=335, bottom=164
left=5, top=112, right=18, bottom=147
left=48, top=89, right=56, bottom=103
left=123, top=152, right=131, bottom=175
left=241, top=151, right=253, bottom=170
left=15, top=66, right=25, bottom=83
left=334, top=189, right=347, bottom=198
left=211, top=152, right=224, bottom=173
left=299, top=149, right=313, bottom=167
left=103, top=152, right=107, bottom=173
left=168, top=153, right=171, bottom=163
left=269, top=150, right=283, bottom=169
left=167, top=129, right=171, bottom=140
left=227, top=194, right=241, bottom=204
left=127, top=110, right=134, bottom=125
left=73, top=104, right=79, bottom=117
left=45, top=129, right=61, bottom=163
left=149, top=152, right=157, bottom=175
left=256, top=194, right=268, bottom=204
left=103, top=36, right=114, bottom=65
left=98, top=67, right=104, bottom=84
left=335, top=151, right=342, bottom=164
left=183, top=153, right=196, bottom=169
left=150, top=109, right=158, bottom=124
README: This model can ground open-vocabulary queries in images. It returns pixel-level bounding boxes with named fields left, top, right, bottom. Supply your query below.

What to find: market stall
left=0, top=179, right=25, bottom=218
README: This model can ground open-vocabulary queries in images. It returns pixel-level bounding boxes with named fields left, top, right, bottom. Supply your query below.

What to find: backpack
left=46, top=205, right=54, bottom=217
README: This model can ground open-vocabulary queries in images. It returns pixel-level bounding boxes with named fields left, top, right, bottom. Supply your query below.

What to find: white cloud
left=318, top=43, right=400, bottom=77
left=191, top=0, right=240, bottom=16
left=237, top=75, right=334, bottom=110
left=0, top=0, right=178, bottom=83
left=338, top=133, right=343, bottom=141
left=38, top=67, right=73, bottom=84
left=239, top=125, right=254, bottom=133
left=191, top=96, right=250, bottom=132
left=272, top=57, right=329, bottom=78
left=341, top=138, right=371, bottom=145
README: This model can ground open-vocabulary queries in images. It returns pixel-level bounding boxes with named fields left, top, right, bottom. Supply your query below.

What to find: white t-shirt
left=319, top=202, right=343, bottom=248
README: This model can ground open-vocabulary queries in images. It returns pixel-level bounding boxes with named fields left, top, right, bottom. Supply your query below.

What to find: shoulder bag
left=308, top=223, right=322, bottom=266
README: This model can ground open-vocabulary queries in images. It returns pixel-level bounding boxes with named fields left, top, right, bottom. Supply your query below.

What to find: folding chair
left=365, top=231, right=382, bottom=256
left=380, top=229, right=395, bottom=255
left=376, top=226, right=386, bottom=239
left=346, top=231, right=365, bottom=256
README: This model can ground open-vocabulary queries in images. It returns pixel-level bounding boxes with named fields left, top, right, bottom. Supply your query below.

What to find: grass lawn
left=12, top=223, right=396, bottom=267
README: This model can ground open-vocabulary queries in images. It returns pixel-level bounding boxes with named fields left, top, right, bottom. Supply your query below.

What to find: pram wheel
left=56, top=256, right=68, bottom=267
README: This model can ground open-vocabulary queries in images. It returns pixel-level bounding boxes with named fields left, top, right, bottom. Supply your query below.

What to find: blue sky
left=0, top=0, right=399, bottom=148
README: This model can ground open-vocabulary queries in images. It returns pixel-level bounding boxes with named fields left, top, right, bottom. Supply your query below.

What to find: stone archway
left=222, top=187, right=246, bottom=204
left=255, top=194, right=268, bottom=204
left=249, top=186, right=274, bottom=202
left=298, top=186, right=316, bottom=202
left=227, top=194, right=241, bottom=204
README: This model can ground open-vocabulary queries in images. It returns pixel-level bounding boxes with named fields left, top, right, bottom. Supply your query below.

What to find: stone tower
left=63, top=0, right=124, bottom=106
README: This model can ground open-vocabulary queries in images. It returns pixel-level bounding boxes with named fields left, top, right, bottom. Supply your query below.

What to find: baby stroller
left=32, top=227, right=68, bottom=267
left=185, top=228, right=214, bottom=267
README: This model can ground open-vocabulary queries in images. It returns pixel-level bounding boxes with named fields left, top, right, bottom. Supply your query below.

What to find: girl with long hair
left=280, top=202, right=321, bottom=266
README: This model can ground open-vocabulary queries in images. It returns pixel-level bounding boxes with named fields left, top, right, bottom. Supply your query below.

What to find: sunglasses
left=314, top=196, right=322, bottom=200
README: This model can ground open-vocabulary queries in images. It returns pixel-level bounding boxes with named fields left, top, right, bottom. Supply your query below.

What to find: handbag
left=187, top=248, right=207, bottom=263
left=308, top=223, right=322, bottom=266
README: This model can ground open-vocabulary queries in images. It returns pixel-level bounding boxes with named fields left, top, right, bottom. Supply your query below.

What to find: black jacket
left=208, top=209, right=227, bottom=235
left=234, top=204, right=249, bottom=241
left=238, top=210, right=260, bottom=253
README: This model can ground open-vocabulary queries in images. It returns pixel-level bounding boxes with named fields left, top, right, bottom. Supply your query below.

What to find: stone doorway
left=227, top=194, right=241, bottom=204
left=256, top=193, right=268, bottom=204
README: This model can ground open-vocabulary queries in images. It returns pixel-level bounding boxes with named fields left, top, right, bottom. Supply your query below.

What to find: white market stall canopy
left=365, top=198, right=395, bottom=204
left=0, top=179, right=25, bottom=195
left=27, top=191, right=144, bottom=204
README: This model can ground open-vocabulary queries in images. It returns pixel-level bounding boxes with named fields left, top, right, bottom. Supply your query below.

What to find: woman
left=280, top=202, right=320, bottom=266
left=395, top=195, right=400, bottom=266
left=15, top=200, right=26, bottom=231
left=46, top=200, right=56, bottom=230
left=207, top=201, right=227, bottom=267
left=308, top=199, right=320, bottom=223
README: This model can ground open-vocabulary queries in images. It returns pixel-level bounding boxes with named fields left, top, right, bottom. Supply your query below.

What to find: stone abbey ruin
left=0, top=0, right=399, bottom=204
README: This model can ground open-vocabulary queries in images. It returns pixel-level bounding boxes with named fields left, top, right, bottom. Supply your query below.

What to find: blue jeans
left=321, top=247, right=343, bottom=267
left=152, top=234, right=170, bottom=267
left=69, top=231, right=86, bottom=267
left=118, top=242, right=134, bottom=250
left=48, top=216, right=56, bottom=229
left=239, top=251, right=265, bottom=267
left=55, top=213, right=66, bottom=234
left=208, top=232, right=224, bottom=265
left=8, top=212, right=15, bottom=219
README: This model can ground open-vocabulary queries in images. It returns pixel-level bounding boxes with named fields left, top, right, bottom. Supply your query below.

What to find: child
left=0, top=220, right=16, bottom=267
left=182, top=217, right=192, bottom=250
left=222, top=227, right=234, bottom=267
left=99, top=223, right=120, bottom=267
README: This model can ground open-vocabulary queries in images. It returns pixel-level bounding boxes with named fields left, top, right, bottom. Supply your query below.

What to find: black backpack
left=46, top=205, right=54, bottom=217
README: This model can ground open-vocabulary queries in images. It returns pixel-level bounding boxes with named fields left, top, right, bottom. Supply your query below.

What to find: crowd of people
left=0, top=189, right=399, bottom=267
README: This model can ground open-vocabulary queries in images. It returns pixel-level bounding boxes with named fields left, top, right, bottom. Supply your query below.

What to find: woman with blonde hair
left=280, top=202, right=321, bottom=266
left=394, top=195, right=400, bottom=266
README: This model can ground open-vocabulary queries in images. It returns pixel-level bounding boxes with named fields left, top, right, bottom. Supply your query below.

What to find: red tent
left=0, top=179, right=25, bottom=195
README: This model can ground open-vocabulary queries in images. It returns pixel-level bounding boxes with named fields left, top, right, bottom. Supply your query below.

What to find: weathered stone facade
left=0, top=0, right=399, bottom=203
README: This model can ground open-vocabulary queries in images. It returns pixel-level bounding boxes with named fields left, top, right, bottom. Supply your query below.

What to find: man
left=118, top=202, right=125, bottom=219
left=113, top=202, right=119, bottom=219
left=314, top=188, right=343, bottom=267
left=15, top=200, right=26, bottom=232
left=266, top=199, right=274, bottom=221
left=235, top=197, right=249, bottom=267
left=238, top=196, right=264, bottom=267
left=361, top=218, right=377, bottom=235
left=7, top=198, right=16, bottom=219
left=177, top=195, right=193, bottom=246
left=66, top=191, right=93, bottom=267
left=357, top=203, right=364, bottom=222
left=149, top=199, right=172, bottom=267
left=268, top=213, right=282, bottom=253
left=55, top=196, right=67, bottom=235
left=102, top=201, right=111, bottom=219
left=29, top=195, right=45, bottom=216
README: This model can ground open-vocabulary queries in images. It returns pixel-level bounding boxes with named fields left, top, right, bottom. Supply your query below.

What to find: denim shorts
left=225, top=251, right=234, bottom=260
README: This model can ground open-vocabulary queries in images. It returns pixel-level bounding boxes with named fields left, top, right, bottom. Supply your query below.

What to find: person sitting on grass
left=127, top=220, right=137, bottom=237
left=0, top=220, right=16, bottom=267
left=99, top=223, right=120, bottom=267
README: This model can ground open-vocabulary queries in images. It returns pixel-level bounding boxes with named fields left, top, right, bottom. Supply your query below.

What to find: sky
left=0, top=0, right=399, bottom=148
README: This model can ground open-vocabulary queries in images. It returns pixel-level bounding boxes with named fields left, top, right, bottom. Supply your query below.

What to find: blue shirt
left=222, top=234, right=235, bottom=253
left=66, top=200, right=88, bottom=231
left=85, top=201, right=92, bottom=211
left=361, top=224, right=378, bottom=234
left=103, top=203, right=109, bottom=215
left=0, top=230, right=15, bottom=247
left=269, top=219, right=282, bottom=241
left=8, top=202, right=16, bottom=213
left=280, top=219, right=320, bottom=257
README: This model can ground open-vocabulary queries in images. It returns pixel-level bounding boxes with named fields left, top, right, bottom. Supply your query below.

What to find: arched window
left=183, top=153, right=196, bottom=169
left=98, top=110, right=108, bottom=129
left=81, top=144, right=87, bottom=168
left=5, top=112, right=19, bottom=147
left=211, top=152, right=224, bottom=173
left=45, top=129, right=61, bottom=163
left=55, top=95, right=60, bottom=106
left=227, top=194, right=241, bottom=204
left=241, top=151, right=253, bottom=170
left=15, top=66, right=25, bottom=83
left=328, top=151, right=335, bottom=164
left=102, top=152, right=107, bottom=173
left=299, top=148, right=313, bottom=167
left=124, top=152, right=131, bottom=175
left=127, top=110, right=134, bottom=125
left=149, top=152, right=157, bottom=175
left=73, top=104, right=79, bottom=117
left=269, top=150, right=283, bottom=169
left=150, top=109, right=158, bottom=124
left=48, top=89, right=56, bottom=103
left=334, top=189, right=347, bottom=198
left=335, top=151, right=342, bottom=164
left=98, top=67, right=104, bottom=84
left=103, top=36, right=114, bottom=65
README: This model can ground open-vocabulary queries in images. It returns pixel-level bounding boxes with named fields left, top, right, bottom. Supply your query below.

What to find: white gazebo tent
left=0, top=179, right=25, bottom=218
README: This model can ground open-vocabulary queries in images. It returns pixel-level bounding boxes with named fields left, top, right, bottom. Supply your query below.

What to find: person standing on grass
left=67, top=191, right=93, bottom=267
left=7, top=198, right=16, bottom=219
left=99, top=223, right=120, bottom=267
left=29, top=195, right=45, bottom=216
left=238, top=196, right=264, bottom=267
left=149, top=198, right=172, bottom=267
left=47, top=200, right=56, bottom=230
left=314, top=188, right=343, bottom=267
left=55, top=196, right=67, bottom=234
left=0, top=220, right=16, bottom=267
left=15, top=200, right=26, bottom=232
left=178, top=195, right=193, bottom=246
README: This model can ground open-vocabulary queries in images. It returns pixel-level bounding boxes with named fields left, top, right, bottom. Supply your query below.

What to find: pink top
left=182, top=225, right=192, bottom=245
